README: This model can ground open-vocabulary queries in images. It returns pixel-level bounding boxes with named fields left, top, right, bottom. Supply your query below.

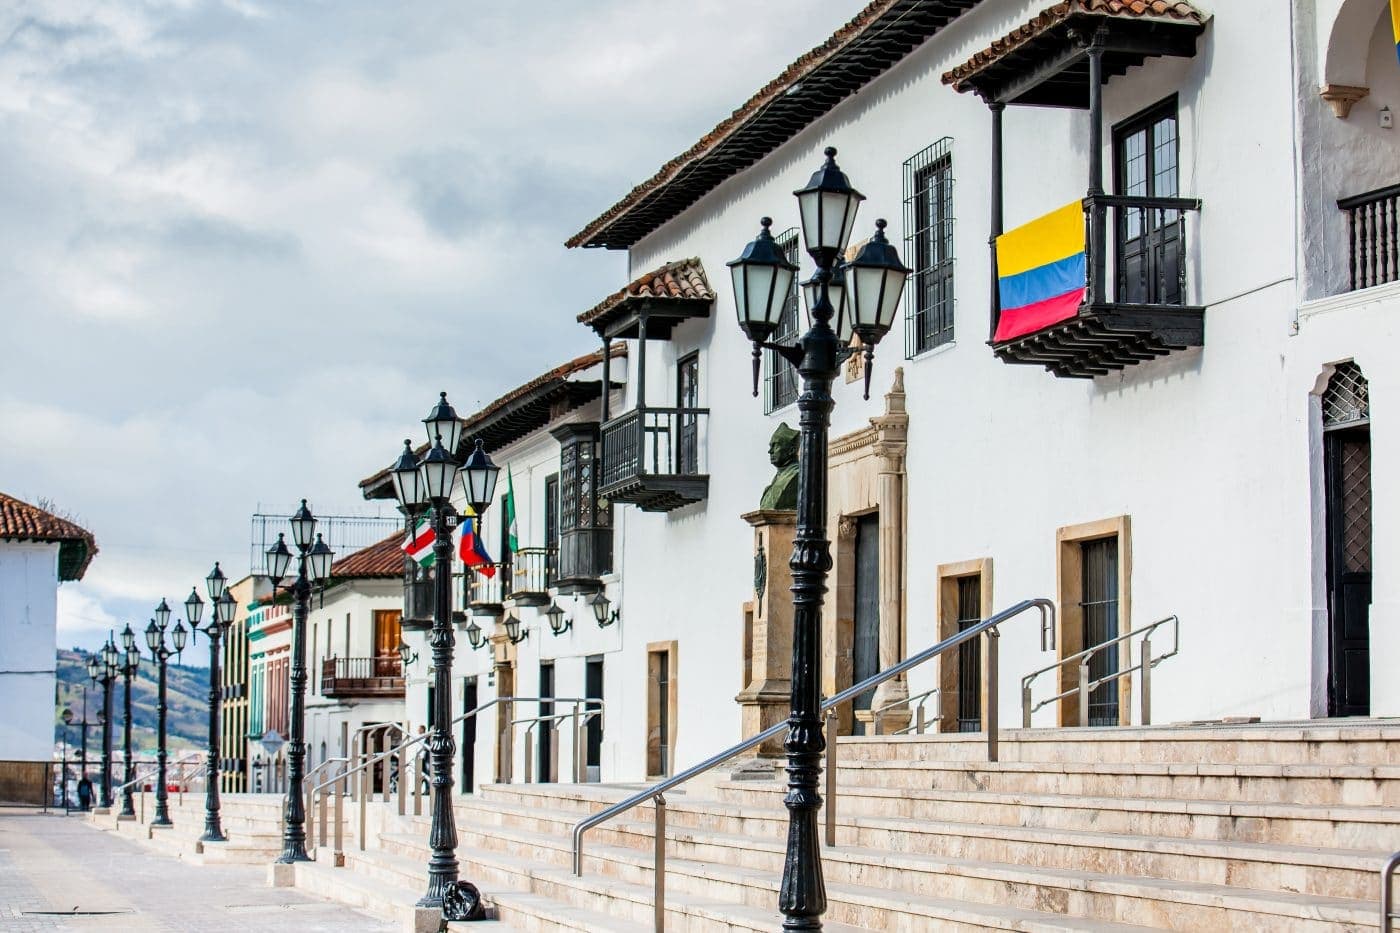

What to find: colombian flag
left=457, top=507, right=495, bottom=577
left=994, top=201, right=1087, bottom=342
left=1392, top=0, right=1400, bottom=65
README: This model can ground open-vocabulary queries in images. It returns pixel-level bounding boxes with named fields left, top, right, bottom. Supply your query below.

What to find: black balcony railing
left=599, top=406, right=710, bottom=511
left=1339, top=183, right=1400, bottom=292
left=1088, top=194, right=1200, bottom=308
left=320, top=656, right=404, bottom=698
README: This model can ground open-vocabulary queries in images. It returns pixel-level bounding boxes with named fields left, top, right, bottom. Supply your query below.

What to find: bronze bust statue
left=759, top=423, right=800, bottom=510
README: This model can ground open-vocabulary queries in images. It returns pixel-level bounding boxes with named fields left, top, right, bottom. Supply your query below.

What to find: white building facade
left=553, top=0, right=1400, bottom=779
left=0, top=493, right=96, bottom=779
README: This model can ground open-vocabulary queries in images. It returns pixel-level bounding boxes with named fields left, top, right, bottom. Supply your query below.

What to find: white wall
left=0, top=542, right=62, bottom=761
left=577, top=0, right=1400, bottom=777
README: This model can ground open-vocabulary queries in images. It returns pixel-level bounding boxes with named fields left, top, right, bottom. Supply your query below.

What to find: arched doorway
left=1322, top=361, right=1372, bottom=716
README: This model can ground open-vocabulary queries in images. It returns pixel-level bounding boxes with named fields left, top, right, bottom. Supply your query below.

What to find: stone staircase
left=288, top=721, right=1399, bottom=931
left=96, top=790, right=288, bottom=864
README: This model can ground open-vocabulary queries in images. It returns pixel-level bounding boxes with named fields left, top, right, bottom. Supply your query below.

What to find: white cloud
left=0, top=0, right=867, bottom=660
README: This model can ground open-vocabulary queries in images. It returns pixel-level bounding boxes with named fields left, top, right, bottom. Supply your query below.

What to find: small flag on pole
left=503, top=468, right=518, bottom=553
left=402, top=518, right=435, bottom=568
left=458, top=506, right=495, bottom=577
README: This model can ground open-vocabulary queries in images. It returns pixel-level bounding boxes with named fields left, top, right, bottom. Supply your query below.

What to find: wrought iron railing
left=1086, top=194, right=1201, bottom=308
left=1339, top=183, right=1400, bottom=292
left=600, top=406, right=710, bottom=488
left=320, top=656, right=404, bottom=697
left=512, top=547, right=556, bottom=594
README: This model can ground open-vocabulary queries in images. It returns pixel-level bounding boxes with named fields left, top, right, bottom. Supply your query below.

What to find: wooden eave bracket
left=1320, top=84, right=1369, bottom=119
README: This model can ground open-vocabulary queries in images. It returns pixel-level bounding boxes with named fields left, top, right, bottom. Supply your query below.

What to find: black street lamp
left=117, top=624, right=140, bottom=818
left=145, top=600, right=188, bottom=826
left=544, top=601, right=569, bottom=637
left=265, top=503, right=334, bottom=863
left=727, top=146, right=909, bottom=932
left=188, top=567, right=238, bottom=843
left=87, top=638, right=120, bottom=809
left=386, top=395, right=499, bottom=915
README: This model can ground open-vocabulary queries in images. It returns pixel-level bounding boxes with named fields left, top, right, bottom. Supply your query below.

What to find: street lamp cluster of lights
left=383, top=392, right=499, bottom=914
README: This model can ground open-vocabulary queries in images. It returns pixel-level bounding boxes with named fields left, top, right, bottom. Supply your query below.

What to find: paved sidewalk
left=0, top=810, right=394, bottom=932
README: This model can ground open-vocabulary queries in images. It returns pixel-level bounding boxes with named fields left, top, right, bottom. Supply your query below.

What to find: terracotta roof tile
left=330, top=531, right=405, bottom=579
left=942, top=0, right=1207, bottom=92
left=0, top=492, right=98, bottom=581
left=577, top=258, right=713, bottom=326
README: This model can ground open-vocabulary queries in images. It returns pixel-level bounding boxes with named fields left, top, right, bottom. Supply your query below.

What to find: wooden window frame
left=936, top=559, right=993, bottom=732
left=1055, top=516, right=1132, bottom=726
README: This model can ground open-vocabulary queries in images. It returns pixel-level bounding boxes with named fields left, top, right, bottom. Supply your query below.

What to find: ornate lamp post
left=265, top=503, right=334, bottom=863
left=386, top=394, right=499, bottom=914
left=145, top=600, right=188, bottom=826
left=87, top=638, right=120, bottom=809
left=117, top=624, right=140, bottom=818
left=726, top=146, right=909, bottom=932
left=187, top=569, right=238, bottom=842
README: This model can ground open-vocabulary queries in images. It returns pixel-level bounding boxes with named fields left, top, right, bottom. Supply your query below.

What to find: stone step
left=710, top=779, right=1400, bottom=849
left=378, top=831, right=1154, bottom=932
left=392, top=805, right=1379, bottom=930
left=825, top=759, right=1400, bottom=805
left=831, top=722, right=1400, bottom=767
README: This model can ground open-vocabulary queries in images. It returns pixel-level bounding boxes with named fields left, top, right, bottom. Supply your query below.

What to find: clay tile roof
left=357, top=344, right=626, bottom=495
left=567, top=0, right=980, bottom=250
left=942, top=0, right=1207, bottom=93
left=0, top=492, right=98, bottom=581
left=330, top=531, right=405, bottom=579
left=577, top=258, right=714, bottom=326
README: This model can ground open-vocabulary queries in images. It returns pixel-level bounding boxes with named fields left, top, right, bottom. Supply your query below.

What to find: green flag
left=504, top=468, right=518, bottom=552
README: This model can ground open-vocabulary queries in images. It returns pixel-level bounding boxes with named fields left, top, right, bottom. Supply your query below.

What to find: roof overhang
left=359, top=347, right=624, bottom=500
left=567, top=0, right=981, bottom=250
left=578, top=258, right=714, bottom=339
left=942, top=1, right=1208, bottom=107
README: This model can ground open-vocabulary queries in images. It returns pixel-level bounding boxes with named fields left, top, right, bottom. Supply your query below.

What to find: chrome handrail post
left=334, top=771, right=345, bottom=865
left=824, top=707, right=838, bottom=847
left=1078, top=659, right=1091, bottom=728
left=1140, top=635, right=1153, bottom=726
left=986, top=626, right=1000, bottom=762
left=1383, top=851, right=1400, bottom=931
left=654, top=793, right=666, bottom=932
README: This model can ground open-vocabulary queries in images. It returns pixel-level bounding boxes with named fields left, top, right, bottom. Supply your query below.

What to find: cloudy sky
left=0, top=0, right=862, bottom=657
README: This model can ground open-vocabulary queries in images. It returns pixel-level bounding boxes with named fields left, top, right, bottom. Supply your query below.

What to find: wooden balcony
left=1339, top=182, right=1399, bottom=293
left=320, top=656, right=404, bottom=699
left=600, top=406, right=709, bottom=512
left=556, top=527, right=612, bottom=594
left=993, top=195, right=1204, bottom=379
left=468, top=563, right=508, bottom=615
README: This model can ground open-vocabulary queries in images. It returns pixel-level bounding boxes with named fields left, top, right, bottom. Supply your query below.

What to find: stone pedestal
left=736, top=510, right=797, bottom=756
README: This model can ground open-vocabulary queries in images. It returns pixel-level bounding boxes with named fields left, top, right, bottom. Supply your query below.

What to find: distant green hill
left=54, top=647, right=211, bottom=756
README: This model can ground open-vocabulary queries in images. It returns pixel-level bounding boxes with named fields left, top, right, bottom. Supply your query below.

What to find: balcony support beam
left=1086, top=27, right=1107, bottom=308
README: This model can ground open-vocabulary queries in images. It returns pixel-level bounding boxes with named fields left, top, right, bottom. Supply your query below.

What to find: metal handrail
left=1021, top=614, right=1179, bottom=727
left=571, top=597, right=1055, bottom=930
left=1382, top=851, right=1400, bottom=931
left=111, top=752, right=202, bottom=796
left=517, top=709, right=605, bottom=784
left=307, top=696, right=602, bottom=863
left=870, top=686, right=939, bottom=736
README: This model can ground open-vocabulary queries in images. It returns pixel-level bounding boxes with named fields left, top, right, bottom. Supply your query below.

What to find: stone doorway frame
left=823, top=369, right=909, bottom=735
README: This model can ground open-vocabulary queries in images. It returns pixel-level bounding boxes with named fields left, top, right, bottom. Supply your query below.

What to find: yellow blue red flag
left=994, top=201, right=1086, bottom=342
left=1391, top=0, right=1400, bottom=65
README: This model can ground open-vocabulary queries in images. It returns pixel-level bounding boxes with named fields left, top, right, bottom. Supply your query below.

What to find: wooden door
left=585, top=656, right=604, bottom=781
left=955, top=576, right=982, bottom=732
left=852, top=514, right=880, bottom=735
left=461, top=677, right=477, bottom=792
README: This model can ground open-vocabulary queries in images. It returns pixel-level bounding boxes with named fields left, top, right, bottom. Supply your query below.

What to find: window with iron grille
left=903, top=138, right=955, bottom=358
left=763, top=227, right=801, bottom=413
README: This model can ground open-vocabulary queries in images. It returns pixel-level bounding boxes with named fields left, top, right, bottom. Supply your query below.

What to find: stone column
left=736, top=510, right=798, bottom=756
left=869, top=369, right=910, bottom=733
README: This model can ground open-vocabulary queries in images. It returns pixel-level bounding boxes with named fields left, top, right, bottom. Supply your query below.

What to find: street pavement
left=0, top=810, right=394, bottom=932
